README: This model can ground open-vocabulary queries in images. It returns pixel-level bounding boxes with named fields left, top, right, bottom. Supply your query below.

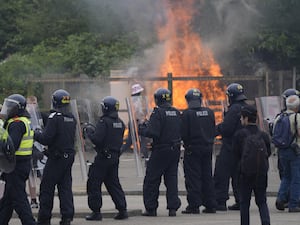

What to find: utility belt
left=152, top=139, right=181, bottom=151
left=45, top=149, right=73, bottom=159
left=97, top=147, right=119, bottom=159
left=184, top=142, right=212, bottom=155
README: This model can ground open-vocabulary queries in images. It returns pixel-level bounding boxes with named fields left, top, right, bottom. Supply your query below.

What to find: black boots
left=59, top=218, right=72, bottom=225
left=142, top=209, right=157, bottom=216
left=168, top=209, right=176, bottom=217
left=37, top=221, right=50, bottom=225
left=228, top=203, right=240, bottom=210
left=181, top=207, right=200, bottom=214
left=85, top=212, right=102, bottom=221
left=114, top=210, right=129, bottom=220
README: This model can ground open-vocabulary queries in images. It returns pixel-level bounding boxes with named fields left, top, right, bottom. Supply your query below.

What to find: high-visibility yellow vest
left=7, top=117, right=33, bottom=156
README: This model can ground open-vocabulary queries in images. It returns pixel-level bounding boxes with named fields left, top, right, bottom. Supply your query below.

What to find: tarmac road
left=8, top=151, right=300, bottom=224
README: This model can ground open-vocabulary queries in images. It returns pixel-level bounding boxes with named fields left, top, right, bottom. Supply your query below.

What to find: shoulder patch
left=48, top=112, right=57, bottom=119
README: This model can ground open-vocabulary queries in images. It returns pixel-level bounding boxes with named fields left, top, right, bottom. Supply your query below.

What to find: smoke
left=203, top=0, right=263, bottom=73
left=81, top=0, right=264, bottom=75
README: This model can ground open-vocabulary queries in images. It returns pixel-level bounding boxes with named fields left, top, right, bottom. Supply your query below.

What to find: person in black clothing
left=181, top=88, right=217, bottom=214
left=34, top=89, right=77, bottom=225
left=84, top=96, right=128, bottom=221
left=139, top=88, right=182, bottom=217
left=0, top=94, right=36, bottom=225
left=214, top=83, right=248, bottom=211
left=233, top=104, right=271, bottom=225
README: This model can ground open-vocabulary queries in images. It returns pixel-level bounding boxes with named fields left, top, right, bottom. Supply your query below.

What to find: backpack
left=241, top=131, right=269, bottom=176
left=272, top=112, right=296, bottom=149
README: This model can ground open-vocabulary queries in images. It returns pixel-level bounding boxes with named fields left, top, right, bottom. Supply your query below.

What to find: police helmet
left=282, top=88, right=300, bottom=99
left=52, top=89, right=71, bottom=109
left=0, top=94, right=26, bottom=119
left=226, top=83, right=247, bottom=102
left=101, top=96, right=120, bottom=115
left=154, top=88, right=172, bottom=106
left=131, top=83, right=144, bottom=96
left=185, top=88, right=202, bottom=108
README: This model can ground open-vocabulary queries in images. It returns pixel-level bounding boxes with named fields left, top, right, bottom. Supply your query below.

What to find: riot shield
left=255, top=96, right=282, bottom=172
left=26, top=103, right=47, bottom=177
left=70, top=100, right=88, bottom=182
left=126, top=97, right=144, bottom=177
left=0, top=127, right=15, bottom=173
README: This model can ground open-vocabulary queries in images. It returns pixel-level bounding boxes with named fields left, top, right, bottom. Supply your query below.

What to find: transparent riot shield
left=125, top=97, right=144, bottom=177
left=27, top=103, right=47, bottom=187
left=255, top=96, right=282, bottom=173
left=70, top=100, right=88, bottom=182
left=255, top=96, right=281, bottom=133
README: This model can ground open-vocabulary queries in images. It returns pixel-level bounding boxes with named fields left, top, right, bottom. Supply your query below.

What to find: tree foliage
left=1, top=0, right=300, bottom=98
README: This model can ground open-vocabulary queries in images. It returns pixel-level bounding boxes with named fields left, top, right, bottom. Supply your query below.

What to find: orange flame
left=152, top=0, right=226, bottom=122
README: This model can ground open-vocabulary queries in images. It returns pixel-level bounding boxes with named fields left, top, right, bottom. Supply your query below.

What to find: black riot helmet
left=185, top=88, right=202, bottom=108
left=226, top=83, right=247, bottom=104
left=282, top=88, right=300, bottom=99
left=1, top=94, right=27, bottom=119
left=52, top=89, right=71, bottom=109
left=154, top=88, right=172, bottom=107
left=101, top=96, right=120, bottom=115
left=282, top=88, right=300, bottom=111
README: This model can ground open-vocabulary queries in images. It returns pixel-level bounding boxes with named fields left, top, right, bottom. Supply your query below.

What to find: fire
left=152, top=0, right=226, bottom=123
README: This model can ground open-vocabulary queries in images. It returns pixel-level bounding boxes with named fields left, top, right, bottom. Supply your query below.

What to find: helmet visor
left=0, top=98, right=19, bottom=119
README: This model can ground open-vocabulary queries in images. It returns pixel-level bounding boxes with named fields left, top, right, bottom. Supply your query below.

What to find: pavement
left=9, top=150, right=300, bottom=224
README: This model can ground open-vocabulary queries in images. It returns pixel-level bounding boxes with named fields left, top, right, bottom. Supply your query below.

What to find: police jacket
left=216, top=101, right=247, bottom=145
left=181, top=106, right=215, bottom=147
left=139, top=103, right=181, bottom=148
left=87, top=112, right=125, bottom=154
left=34, top=110, right=76, bottom=155
left=5, top=115, right=33, bottom=160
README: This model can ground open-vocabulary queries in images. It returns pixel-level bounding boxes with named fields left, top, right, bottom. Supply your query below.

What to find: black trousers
left=87, top=153, right=127, bottom=212
left=0, top=159, right=36, bottom=225
left=214, top=146, right=239, bottom=205
left=38, top=153, right=75, bottom=222
left=183, top=146, right=216, bottom=209
left=239, top=175, right=270, bottom=225
left=143, top=147, right=181, bottom=211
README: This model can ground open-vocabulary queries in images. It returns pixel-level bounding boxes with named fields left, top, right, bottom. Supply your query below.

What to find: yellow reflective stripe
left=15, top=150, right=32, bottom=156
left=7, top=117, right=34, bottom=156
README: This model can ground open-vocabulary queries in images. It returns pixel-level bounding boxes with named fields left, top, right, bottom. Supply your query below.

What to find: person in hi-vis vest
left=0, top=94, right=36, bottom=225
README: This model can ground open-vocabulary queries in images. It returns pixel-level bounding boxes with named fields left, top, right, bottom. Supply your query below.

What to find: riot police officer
left=0, top=94, right=36, bottom=225
left=139, top=88, right=182, bottom=217
left=214, top=83, right=248, bottom=211
left=181, top=88, right=217, bottom=214
left=84, top=96, right=128, bottom=221
left=34, top=89, right=76, bottom=225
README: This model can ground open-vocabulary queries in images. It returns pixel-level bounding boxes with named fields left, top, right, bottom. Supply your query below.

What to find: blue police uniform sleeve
left=139, top=107, right=161, bottom=139
left=216, top=104, right=242, bottom=138
left=34, top=112, right=57, bottom=145
left=88, top=119, right=106, bottom=147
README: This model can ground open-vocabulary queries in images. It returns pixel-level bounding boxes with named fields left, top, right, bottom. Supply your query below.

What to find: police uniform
left=214, top=101, right=247, bottom=209
left=34, top=110, right=76, bottom=224
left=214, top=83, right=248, bottom=210
left=181, top=106, right=217, bottom=213
left=0, top=116, right=36, bottom=225
left=86, top=111, right=127, bottom=215
left=85, top=97, right=127, bottom=221
left=139, top=103, right=182, bottom=216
